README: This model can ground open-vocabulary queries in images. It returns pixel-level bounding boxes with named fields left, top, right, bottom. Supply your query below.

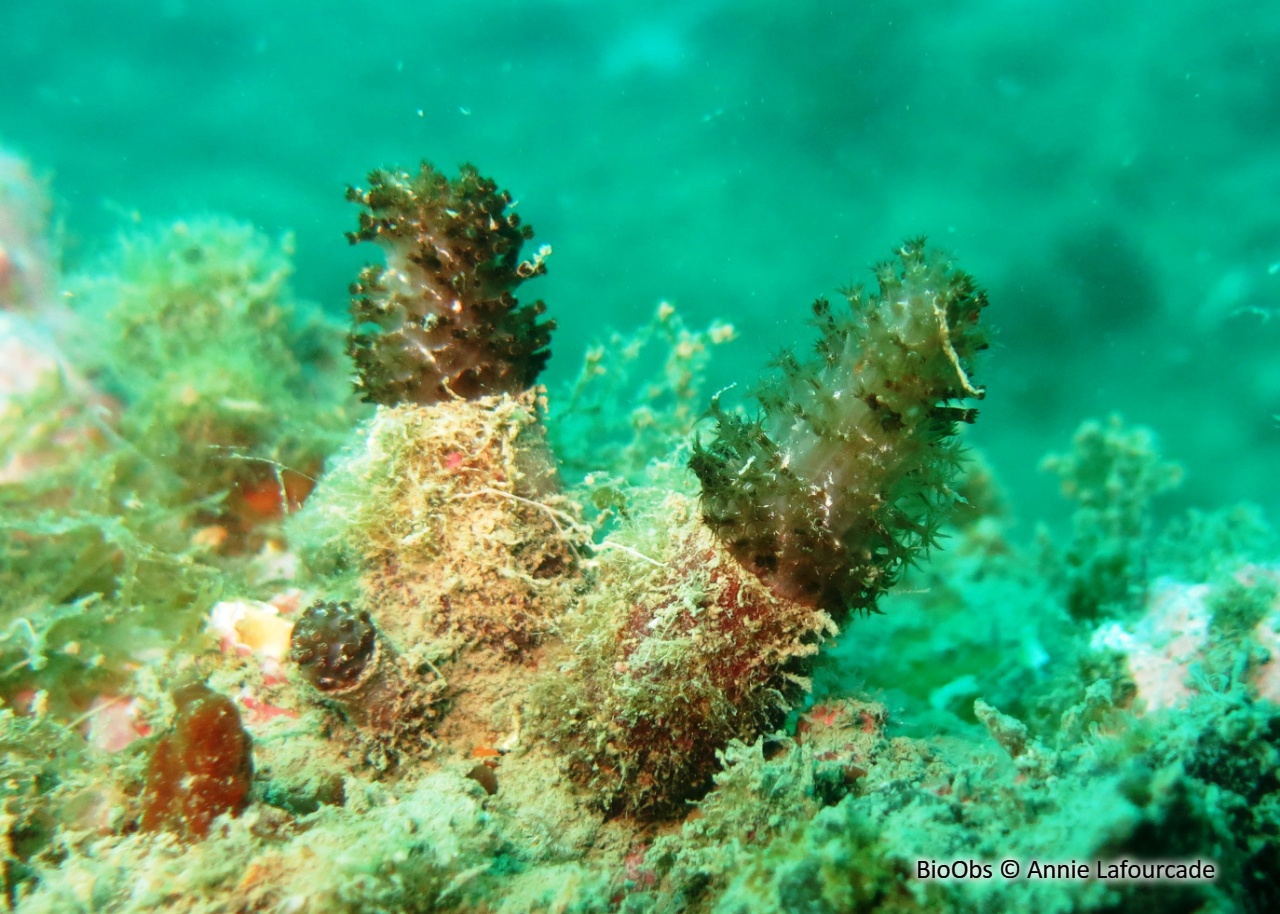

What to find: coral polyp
left=289, top=600, right=378, bottom=693
left=690, top=238, right=988, bottom=616
left=346, top=162, right=554, bottom=406
left=288, top=597, right=443, bottom=754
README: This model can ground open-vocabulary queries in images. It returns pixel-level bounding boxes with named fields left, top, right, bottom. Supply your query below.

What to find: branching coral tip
left=690, top=238, right=989, bottom=617
left=346, top=162, right=554, bottom=405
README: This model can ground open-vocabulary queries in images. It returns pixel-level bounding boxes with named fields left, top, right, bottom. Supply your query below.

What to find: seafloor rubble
left=1, top=150, right=1278, bottom=913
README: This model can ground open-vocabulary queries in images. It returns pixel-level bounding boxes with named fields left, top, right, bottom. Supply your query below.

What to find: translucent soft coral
left=345, top=162, right=554, bottom=405
left=690, top=239, right=988, bottom=616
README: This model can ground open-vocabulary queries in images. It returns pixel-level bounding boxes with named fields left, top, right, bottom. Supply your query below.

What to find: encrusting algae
left=2, top=150, right=1279, bottom=913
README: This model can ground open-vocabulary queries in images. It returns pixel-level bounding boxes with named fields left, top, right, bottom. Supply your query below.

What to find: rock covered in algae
left=64, top=216, right=351, bottom=540
left=294, top=390, right=581, bottom=654
left=1042, top=413, right=1183, bottom=620
left=289, top=389, right=586, bottom=760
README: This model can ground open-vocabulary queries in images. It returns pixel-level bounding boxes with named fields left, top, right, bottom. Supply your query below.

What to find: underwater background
left=3, top=0, right=1278, bottom=528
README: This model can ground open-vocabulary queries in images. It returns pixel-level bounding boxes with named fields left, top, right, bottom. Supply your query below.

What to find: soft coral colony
left=2, top=152, right=1279, bottom=913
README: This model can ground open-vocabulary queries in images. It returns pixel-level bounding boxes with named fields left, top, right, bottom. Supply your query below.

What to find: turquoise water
left=4, top=0, right=1278, bottom=527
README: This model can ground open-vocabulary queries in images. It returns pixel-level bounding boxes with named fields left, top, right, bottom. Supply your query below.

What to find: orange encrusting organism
left=139, top=682, right=254, bottom=839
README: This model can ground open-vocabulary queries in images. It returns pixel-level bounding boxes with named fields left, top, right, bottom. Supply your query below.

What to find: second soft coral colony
left=690, top=239, right=988, bottom=615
